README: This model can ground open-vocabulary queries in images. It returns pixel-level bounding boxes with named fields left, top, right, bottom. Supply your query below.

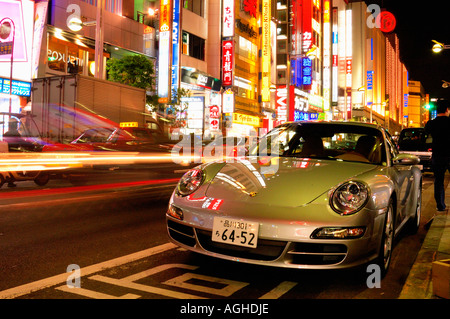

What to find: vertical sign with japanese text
left=171, top=0, right=180, bottom=102
left=222, top=40, right=234, bottom=87
left=261, top=0, right=271, bottom=101
left=222, top=0, right=234, bottom=37
left=158, top=0, right=172, bottom=103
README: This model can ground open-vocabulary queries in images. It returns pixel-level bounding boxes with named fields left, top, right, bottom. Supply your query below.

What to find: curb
left=398, top=178, right=450, bottom=299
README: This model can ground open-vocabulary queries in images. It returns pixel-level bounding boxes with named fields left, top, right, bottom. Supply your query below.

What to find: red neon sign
left=222, top=40, right=234, bottom=86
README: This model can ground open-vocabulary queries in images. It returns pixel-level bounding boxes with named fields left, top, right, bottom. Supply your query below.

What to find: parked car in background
left=397, top=127, right=432, bottom=171
left=1, top=112, right=50, bottom=152
left=167, top=121, right=422, bottom=277
left=42, top=127, right=170, bottom=153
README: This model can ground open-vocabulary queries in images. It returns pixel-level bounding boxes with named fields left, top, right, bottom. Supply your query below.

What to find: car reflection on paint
left=166, top=121, right=422, bottom=276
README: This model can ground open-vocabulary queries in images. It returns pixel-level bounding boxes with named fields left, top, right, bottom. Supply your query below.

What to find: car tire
left=407, top=180, right=422, bottom=234
left=34, top=173, right=50, bottom=186
left=376, top=198, right=395, bottom=277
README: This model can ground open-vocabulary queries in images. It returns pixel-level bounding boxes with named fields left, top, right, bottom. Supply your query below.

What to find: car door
left=386, top=130, right=414, bottom=228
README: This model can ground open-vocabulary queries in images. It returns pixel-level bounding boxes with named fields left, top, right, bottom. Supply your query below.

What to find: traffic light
left=425, top=103, right=435, bottom=110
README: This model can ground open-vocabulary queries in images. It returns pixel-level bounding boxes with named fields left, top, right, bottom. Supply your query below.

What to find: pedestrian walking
left=425, top=99, right=450, bottom=212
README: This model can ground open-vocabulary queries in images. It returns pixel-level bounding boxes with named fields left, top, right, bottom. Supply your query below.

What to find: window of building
left=183, top=0, right=204, bottom=17
left=182, top=31, right=205, bottom=61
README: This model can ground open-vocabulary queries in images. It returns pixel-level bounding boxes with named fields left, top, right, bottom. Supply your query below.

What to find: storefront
left=173, top=67, right=221, bottom=140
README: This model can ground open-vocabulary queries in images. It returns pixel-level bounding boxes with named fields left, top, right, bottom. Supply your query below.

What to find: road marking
left=164, top=272, right=249, bottom=297
left=55, top=285, right=141, bottom=299
left=0, top=243, right=177, bottom=299
left=258, top=281, right=298, bottom=299
left=90, top=274, right=206, bottom=299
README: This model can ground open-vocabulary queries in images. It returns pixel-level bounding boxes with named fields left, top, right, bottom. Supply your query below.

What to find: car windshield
left=249, top=123, right=385, bottom=165
left=398, top=128, right=432, bottom=152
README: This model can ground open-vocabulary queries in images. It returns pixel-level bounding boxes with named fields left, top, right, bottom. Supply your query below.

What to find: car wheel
left=408, top=181, right=422, bottom=234
left=34, top=173, right=50, bottom=186
left=376, top=199, right=395, bottom=276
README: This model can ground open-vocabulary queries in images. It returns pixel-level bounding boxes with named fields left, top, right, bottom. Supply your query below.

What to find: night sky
left=367, top=0, right=450, bottom=101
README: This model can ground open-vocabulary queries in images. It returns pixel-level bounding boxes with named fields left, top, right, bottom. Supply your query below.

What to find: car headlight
left=176, top=168, right=204, bottom=196
left=330, top=181, right=369, bottom=215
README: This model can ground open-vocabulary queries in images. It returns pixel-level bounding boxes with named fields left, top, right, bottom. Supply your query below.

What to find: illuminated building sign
left=159, top=0, right=171, bottom=33
left=182, top=96, right=204, bottom=129
left=302, top=0, right=313, bottom=53
left=367, top=71, right=373, bottom=90
left=276, top=86, right=288, bottom=125
left=261, top=0, right=271, bottom=102
left=294, top=111, right=318, bottom=121
left=222, top=89, right=235, bottom=113
left=171, top=0, right=180, bottom=103
left=222, top=0, right=234, bottom=37
left=232, top=112, right=260, bottom=127
left=242, top=0, right=257, bottom=18
left=302, top=57, right=312, bottom=89
left=323, top=0, right=331, bottom=111
left=0, top=78, right=31, bottom=96
left=332, top=7, right=338, bottom=103
left=222, top=40, right=234, bottom=87
left=158, top=0, right=172, bottom=103
left=346, top=9, right=352, bottom=119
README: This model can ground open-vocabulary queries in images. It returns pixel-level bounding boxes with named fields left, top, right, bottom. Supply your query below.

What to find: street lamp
left=442, top=80, right=450, bottom=88
left=432, top=40, right=450, bottom=53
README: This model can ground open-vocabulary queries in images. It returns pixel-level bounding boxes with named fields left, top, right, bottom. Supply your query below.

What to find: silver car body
left=166, top=122, right=422, bottom=270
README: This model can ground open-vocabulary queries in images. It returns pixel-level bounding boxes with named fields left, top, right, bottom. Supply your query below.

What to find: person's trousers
left=432, top=156, right=450, bottom=211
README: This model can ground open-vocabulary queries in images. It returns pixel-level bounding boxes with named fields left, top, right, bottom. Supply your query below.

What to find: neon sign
left=222, top=40, right=233, bottom=87
left=158, top=0, right=172, bottom=102
left=222, top=0, right=234, bottom=37
left=261, top=0, right=271, bottom=102
left=243, top=0, right=257, bottom=18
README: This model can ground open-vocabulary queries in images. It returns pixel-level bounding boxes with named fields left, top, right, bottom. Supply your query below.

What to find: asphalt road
left=0, top=170, right=442, bottom=301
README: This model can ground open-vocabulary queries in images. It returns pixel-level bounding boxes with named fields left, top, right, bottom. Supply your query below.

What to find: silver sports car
left=166, top=122, right=422, bottom=275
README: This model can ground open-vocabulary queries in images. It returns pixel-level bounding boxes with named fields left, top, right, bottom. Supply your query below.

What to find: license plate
left=212, top=217, right=259, bottom=248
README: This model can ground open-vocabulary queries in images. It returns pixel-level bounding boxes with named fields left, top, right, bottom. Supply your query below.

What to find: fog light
left=167, top=204, right=183, bottom=220
left=311, top=227, right=365, bottom=239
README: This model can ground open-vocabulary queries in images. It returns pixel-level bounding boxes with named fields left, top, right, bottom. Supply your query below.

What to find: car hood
left=204, top=157, right=377, bottom=207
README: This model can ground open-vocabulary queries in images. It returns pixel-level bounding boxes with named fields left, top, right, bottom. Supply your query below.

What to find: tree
left=168, top=88, right=192, bottom=128
left=106, top=54, right=155, bottom=90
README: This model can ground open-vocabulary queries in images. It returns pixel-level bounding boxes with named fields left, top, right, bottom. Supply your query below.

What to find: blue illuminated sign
left=0, top=78, right=31, bottom=96
left=302, top=57, right=312, bottom=86
left=294, top=111, right=318, bottom=121
left=171, top=0, right=180, bottom=102
left=367, top=71, right=373, bottom=90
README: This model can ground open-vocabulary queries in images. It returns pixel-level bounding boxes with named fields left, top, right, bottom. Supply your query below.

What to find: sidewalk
left=399, top=180, right=450, bottom=299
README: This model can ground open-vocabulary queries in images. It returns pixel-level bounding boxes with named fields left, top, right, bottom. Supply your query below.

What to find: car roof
left=285, top=120, right=383, bottom=130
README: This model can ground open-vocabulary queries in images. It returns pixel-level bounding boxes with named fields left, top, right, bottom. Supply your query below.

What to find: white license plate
left=212, top=217, right=259, bottom=248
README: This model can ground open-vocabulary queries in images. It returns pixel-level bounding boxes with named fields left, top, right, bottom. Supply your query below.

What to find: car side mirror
left=392, top=153, right=420, bottom=166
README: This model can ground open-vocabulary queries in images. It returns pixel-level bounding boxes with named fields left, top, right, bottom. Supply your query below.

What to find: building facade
left=1, top=0, right=420, bottom=140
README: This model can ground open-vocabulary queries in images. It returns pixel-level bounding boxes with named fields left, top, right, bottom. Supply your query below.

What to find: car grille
left=168, top=220, right=348, bottom=265
left=287, top=242, right=347, bottom=265
left=167, top=219, right=196, bottom=247
left=196, top=229, right=288, bottom=261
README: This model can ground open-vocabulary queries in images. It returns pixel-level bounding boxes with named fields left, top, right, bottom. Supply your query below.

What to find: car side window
left=385, top=131, right=398, bottom=165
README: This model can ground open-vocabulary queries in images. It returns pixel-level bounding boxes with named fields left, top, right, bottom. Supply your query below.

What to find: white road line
left=90, top=274, right=206, bottom=299
left=258, top=281, right=298, bottom=299
left=55, top=285, right=141, bottom=299
left=163, top=272, right=249, bottom=297
left=0, top=242, right=177, bottom=299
